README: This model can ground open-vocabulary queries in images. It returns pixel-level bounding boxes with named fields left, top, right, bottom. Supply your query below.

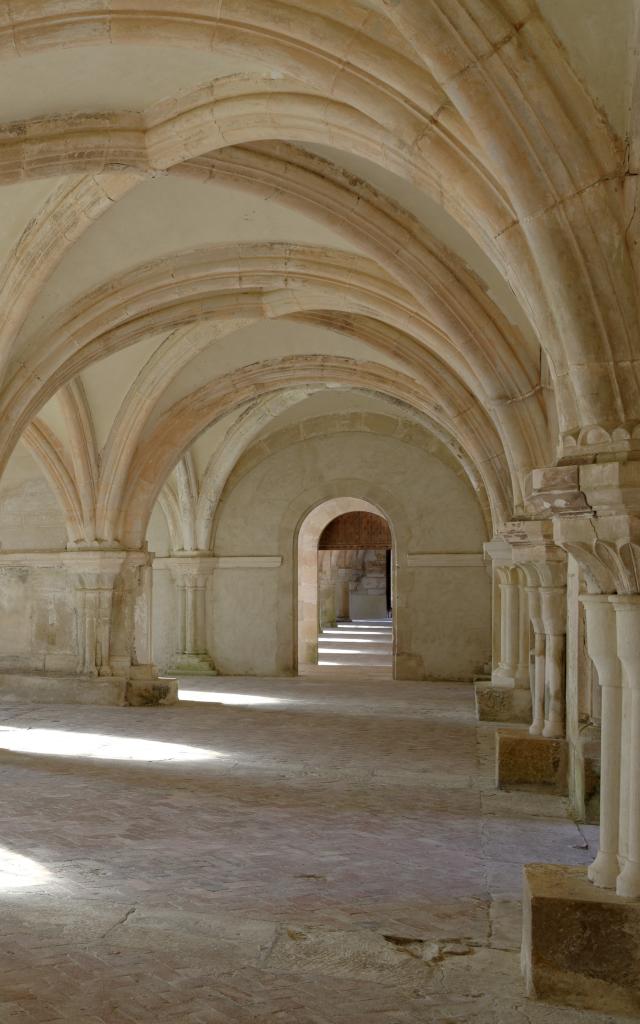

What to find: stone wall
left=198, top=429, right=490, bottom=680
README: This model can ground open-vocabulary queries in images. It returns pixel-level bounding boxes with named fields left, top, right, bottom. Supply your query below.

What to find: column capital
left=64, top=549, right=128, bottom=589
left=501, top=519, right=567, bottom=589
left=165, top=552, right=216, bottom=585
left=483, top=534, right=512, bottom=566
left=553, top=513, right=640, bottom=595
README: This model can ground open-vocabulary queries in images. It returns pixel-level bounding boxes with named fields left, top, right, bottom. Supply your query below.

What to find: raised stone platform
left=0, top=673, right=178, bottom=706
left=497, top=729, right=568, bottom=794
left=522, top=863, right=640, bottom=1016
left=474, top=681, right=532, bottom=722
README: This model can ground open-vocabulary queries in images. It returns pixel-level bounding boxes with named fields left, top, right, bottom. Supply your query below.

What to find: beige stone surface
left=0, top=674, right=623, bottom=1024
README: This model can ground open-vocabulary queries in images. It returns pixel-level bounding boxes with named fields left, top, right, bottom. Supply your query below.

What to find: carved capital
left=501, top=519, right=567, bottom=589
left=166, top=552, right=216, bottom=587
left=553, top=514, right=640, bottom=595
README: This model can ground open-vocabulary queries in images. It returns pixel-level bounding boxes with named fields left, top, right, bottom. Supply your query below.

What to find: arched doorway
left=296, top=497, right=394, bottom=677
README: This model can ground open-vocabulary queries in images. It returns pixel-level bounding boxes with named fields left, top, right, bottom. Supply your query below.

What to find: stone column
left=581, top=594, right=622, bottom=889
left=483, top=535, right=512, bottom=681
left=496, top=566, right=519, bottom=684
left=66, top=550, right=127, bottom=676
left=611, top=596, right=640, bottom=899
left=540, top=586, right=566, bottom=739
left=167, top=553, right=216, bottom=674
left=514, top=571, right=531, bottom=688
left=526, top=583, right=546, bottom=736
left=129, top=554, right=158, bottom=679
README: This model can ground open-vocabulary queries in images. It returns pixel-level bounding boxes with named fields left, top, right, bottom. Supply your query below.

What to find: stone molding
left=161, top=555, right=282, bottom=571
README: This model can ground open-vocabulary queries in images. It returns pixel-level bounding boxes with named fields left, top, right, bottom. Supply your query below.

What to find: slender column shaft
left=177, top=583, right=187, bottom=655
left=540, top=586, right=566, bottom=739
left=515, top=579, right=530, bottom=688
left=527, top=585, right=545, bottom=735
left=612, top=596, right=640, bottom=899
left=185, top=585, right=197, bottom=655
left=498, top=580, right=519, bottom=679
left=581, top=595, right=622, bottom=889
left=194, top=583, right=207, bottom=654
left=82, top=590, right=98, bottom=676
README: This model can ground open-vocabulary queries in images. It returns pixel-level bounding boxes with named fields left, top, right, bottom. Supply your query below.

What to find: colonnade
left=484, top=527, right=567, bottom=738
left=483, top=464, right=640, bottom=920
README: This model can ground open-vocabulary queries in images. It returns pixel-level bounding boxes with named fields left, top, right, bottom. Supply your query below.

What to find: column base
left=522, top=864, right=640, bottom=1016
left=497, top=729, right=568, bottom=794
left=474, top=681, right=532, bottom=723
left=171, top=654, right=217, bottom=676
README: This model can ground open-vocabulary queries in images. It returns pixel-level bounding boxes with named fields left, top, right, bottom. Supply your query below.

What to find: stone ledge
left=497, top=729, right=568, bottom=794
left=0, top=673, right=179, bottom=706
left=522, top=863, right=640, bottom=1016
left=0, top=673, right=126, bottom=706
left=474, top=682, right=532, bottom=723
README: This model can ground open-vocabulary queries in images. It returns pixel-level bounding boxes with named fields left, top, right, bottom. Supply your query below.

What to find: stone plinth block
left=497, top=730, right=567, bottom=793
left=522, top=864, right=640, bottom=1016
left=474, top=682, right=532, bottom=723
left=126, top=678, right=178, bottom=706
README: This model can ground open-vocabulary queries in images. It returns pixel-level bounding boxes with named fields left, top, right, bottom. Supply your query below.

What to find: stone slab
left=497, top=729, right=568, bottom=794
left=522, top=863, right=640, bottom=1016
left=0, top=673, right=126, bottom=705
left=474, top=682, right=532, bottom=722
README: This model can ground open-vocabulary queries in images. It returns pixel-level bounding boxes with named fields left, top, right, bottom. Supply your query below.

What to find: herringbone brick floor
left=0, top=676, right=621, bottom=1023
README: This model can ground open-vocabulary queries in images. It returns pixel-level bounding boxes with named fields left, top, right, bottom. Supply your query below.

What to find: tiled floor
left=0, top=676, right=622, bottom=1023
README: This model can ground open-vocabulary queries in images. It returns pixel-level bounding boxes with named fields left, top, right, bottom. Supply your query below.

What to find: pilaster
left=166, top=553, right=217, bottom=675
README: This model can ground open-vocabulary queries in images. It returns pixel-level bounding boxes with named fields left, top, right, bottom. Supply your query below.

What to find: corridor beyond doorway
left=318, top=619, right=393, bottom=672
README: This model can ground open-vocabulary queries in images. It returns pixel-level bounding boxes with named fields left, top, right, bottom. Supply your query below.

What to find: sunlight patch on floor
left=0, top=727, right=224, bottom=762
left=0, top=847, right=50, bottom=890
left=179, top=689, right=283, bottom=706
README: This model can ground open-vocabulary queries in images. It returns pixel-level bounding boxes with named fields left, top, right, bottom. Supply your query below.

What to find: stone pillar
left=526, top=584, right=546, bottom=736
left=496, top=567, right=519, bottom=684
left=540, top=586, right=566, bottom=738
left=581, top=594, right=622, bottom=889
left=611, top=596, right=640, bottom=899
left=66, top=550, right=127, bottom=677
left=483, top=535, right=512, bottom=680
left=519, top=464, right=640, bottom=1014
left=167, top=553, right=216, bottom=674
left=514, top=572, right=531, bottom=688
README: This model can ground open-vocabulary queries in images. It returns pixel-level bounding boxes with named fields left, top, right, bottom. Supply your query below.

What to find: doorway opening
left=297, top=499, right=394, bottom=677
